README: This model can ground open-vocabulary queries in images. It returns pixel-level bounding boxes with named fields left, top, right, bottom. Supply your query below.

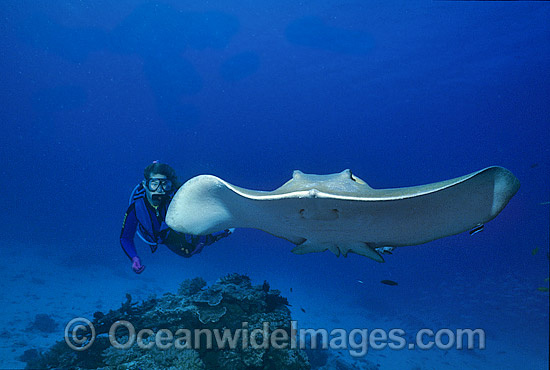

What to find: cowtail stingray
left=166, top=166, right=520, bottom=262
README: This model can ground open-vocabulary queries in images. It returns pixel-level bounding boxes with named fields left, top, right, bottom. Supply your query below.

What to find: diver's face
left=144, top=173, right=168, bottom=207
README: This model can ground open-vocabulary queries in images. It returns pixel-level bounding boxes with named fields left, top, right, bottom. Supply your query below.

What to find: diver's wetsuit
left=120, top=189, right=228, bottom=259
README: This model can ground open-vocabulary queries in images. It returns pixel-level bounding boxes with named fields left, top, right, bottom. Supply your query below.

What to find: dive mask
left=146, top=178, right=173, bottom=192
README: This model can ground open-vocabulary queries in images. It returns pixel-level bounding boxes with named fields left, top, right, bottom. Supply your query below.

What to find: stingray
left=166, top=166, right=520, bottom=262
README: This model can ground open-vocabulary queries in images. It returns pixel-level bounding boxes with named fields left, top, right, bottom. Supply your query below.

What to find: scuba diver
left=120, top=161, right=233, bottom=274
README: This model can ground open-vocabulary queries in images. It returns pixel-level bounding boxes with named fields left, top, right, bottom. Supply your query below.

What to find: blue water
left=0, top=1, right=548, bottom=369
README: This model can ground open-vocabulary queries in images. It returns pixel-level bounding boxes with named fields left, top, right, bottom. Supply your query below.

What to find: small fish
left=290, top=288, right=293, bottom=292
left=357, top=280, right=364, bottom=284
left=300, top=307, right=306, bottom=313
left=537, top=287, right=549, bottom=292
left=469, top=224, right=484, bottom=236
left=381, top=280, right=398, bottom=286
left=532, top=247, right=539, bottom=256
left=540, top=201, right=550, bottom=205
left=530, top=163, right=539, bottom=169
left=378, top=246, right=394, bottom=255
left=544, top=277, right=549, bottom=282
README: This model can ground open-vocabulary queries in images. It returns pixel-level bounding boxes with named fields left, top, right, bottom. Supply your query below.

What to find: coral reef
left=23, top=273, right=310, bottom=370
left=177, top=277, right=206, bottom=296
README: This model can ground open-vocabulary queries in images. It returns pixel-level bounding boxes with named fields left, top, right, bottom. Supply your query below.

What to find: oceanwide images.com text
left=65, top=318, right=486, bottom=357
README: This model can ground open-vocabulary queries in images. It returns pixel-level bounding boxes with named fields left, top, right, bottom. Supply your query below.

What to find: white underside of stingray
left=166, top=167, right=520, bottom=262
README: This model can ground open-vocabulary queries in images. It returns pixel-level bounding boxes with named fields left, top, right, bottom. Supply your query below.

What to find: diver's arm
left=176, top=229, right=232, bottom=257
left=197, top=229, right=233, bottom=247
left=121, top=205, right=146, bottom=273
left=120, top=204, right=139, bottom=260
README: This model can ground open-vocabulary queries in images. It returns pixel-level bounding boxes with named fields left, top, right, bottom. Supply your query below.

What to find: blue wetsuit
left=120, top=188, right=229, bottom=259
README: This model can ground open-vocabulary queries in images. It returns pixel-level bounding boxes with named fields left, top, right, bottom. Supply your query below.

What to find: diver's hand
left=214, top=229, right=234, bottom=242
left=131, top=256, right=146, bottom=274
